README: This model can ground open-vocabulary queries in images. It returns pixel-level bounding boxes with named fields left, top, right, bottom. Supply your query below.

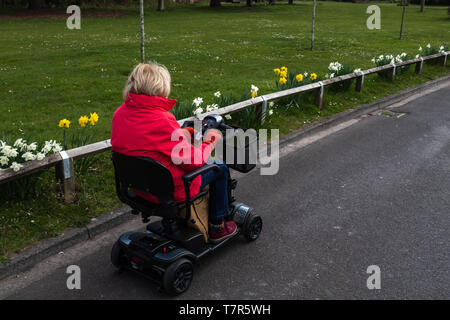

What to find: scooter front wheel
left=244, top=212, right=262, bottom=241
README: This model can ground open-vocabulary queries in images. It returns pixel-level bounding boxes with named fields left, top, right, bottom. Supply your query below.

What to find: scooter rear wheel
left=163, top=258, right=194, bottom=295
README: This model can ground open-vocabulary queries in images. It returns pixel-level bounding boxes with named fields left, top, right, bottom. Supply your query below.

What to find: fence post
left=415, top=57, right=423, bottom=74
left=315, top=81, right=324, bottom=109
left=56, top=151, right=76, bottom=203
left=441, top=53, right=448, bottom=67
left=388, top=64, right=396, bottom=82
left=356, top=71, right=365, bottom=92
left=259, top=96, right=267, bottom=125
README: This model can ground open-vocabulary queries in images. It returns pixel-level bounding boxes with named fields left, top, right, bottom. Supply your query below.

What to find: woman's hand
left=204, top=129, right=223, bottom=146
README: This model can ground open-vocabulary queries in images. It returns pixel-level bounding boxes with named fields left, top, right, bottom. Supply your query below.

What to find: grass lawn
left=0, top=1, right=449, bottom=262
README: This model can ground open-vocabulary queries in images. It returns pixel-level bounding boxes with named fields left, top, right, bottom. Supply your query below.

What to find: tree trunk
left=157, top=0, right=165, bottom=11
left=28, top=0, right=44, bottom=9
left=420, top=0, right=425, bottom=12
left=246, top=0, right=252, bottom=7
left=288, top=0, right=293, bottom=4
left=140, top=0, right=145, bottom=63
left=210, top=0, right=221, bottom=7
left=311, top=0, right=316, bottom=50
left=399, top=0, right=406, bottom=40
left=268, top=0, right=275, bottom=5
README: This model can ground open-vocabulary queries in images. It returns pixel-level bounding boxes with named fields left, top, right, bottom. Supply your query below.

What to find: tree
left=157, top=0, right=165, bottom=11
left=311, top=0, right=316, bottom=50
left=420, top=0, right=425, bottom=12
left=399, top=0, right=407, bottom=40
left=140, top=0, right=145, bottom=62
left=288, top=0, right=293, bottom=4
left=28, top=0, right=44, bottom=9
left=210, top=0, right=221, bottom=7
left=246, top=0, right=252, bottom=7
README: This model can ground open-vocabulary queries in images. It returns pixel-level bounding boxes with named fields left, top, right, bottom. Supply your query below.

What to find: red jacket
left=111, top=93, right=213, bottom=203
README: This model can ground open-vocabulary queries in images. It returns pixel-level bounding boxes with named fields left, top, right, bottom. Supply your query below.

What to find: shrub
left=325, top=61, right=356, bottom=91
left=372, top=53, right=411, bottom=78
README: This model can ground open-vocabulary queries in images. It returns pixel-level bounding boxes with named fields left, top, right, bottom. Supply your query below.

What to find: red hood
left=125, top=93, right=177, bottom=111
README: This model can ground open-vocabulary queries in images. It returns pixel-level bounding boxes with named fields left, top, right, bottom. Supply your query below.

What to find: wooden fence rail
left=0, top=51, right=448, bottom=201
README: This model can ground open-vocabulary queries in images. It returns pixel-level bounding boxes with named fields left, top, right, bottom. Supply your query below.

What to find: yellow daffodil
left=279, top=77, right=287, bottom=85
left=310, top=73, right=318, bottom=81
left=280, top=66, right=287, bottom=73
left=89, top=112, right=99, bottom=126
left=251, top=91, right=258, bottom=98
left=280, top=70, right=287, bottom=78
left=58, top=119, right=70, bottom=129
left=296, top=74, right=303, bottom=82
left=273, top=68, right=281, bottom=75
left=78, top=115, right=89, bottom=128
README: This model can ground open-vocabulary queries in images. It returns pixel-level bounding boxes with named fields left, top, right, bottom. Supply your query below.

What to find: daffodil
left=251, top=91, right=258, bottom=98
left=280, top=66, right=287, bottom=73
left=58, top=119, right=70, bottom=129
left=273, top=68, right=281, bottom=75
left=89, top=112, right=99, bottom=126
left=78, top=115, right=89, bottom=128
left=296, top=74, right=303, bottom=82
left=0, top=156, right=9, bottom=166
left=279, top=77, right=287, bottom=85
left=279, top=70, right=287, bottom=78
left=10, top=161, right=23, bottom=172
left=310, top=73, right=318, bottom=81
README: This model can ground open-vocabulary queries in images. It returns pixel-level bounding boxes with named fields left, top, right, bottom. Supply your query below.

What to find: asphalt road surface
left=2, top=84, right=450, bottom=300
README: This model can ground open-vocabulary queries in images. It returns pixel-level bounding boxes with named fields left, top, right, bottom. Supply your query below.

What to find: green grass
left=0, top=1, right=449, bottom=262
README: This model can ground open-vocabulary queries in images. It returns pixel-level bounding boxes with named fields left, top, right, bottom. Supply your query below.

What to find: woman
left=111, top=62, right=237, bottom=243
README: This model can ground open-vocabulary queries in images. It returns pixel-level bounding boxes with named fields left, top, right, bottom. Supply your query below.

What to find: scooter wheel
left=163, top=258, right=194, bottom=295
left=110, top=240, right=123, bottom=268
left=244, top=212, right=262, bottom=241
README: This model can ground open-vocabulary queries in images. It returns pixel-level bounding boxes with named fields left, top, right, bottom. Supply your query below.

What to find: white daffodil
left=27, top=142, right=37, bottom=151
left=304, top=72, right=308, bottom=77
left=10, top=161, right=23, bottom=172
left=415, top=54, right=420, bottom=58
left=214, top=91, right=221, bottom=98
left=52, top=144, right=62, bottom=153
left=269, top=101, right=274, bottom=108
left=36, top=152, right=45, bottom=161
left=3, top=146, right=18, bottom=158
left=426, top=43, right=431, bottom=49
left=418, top=46, right=422, bottom=52
left=0, top=156, right=9, bottom=166
left=251, top=85, right=259, bottom=93
left=371, top=57, right=376, bottom=63
left=192, top=97, right=203, bottom=107
left=193, top=107, right=204, bottom=116
left=22, top=152, right=36, bottom=161
left=268, top=109, right=274, bottom=116
left=354, top=68, right=361, bottom=73
left=13, top=138, right=25, bottom=148
left=224, top=114, right=232, bottom=120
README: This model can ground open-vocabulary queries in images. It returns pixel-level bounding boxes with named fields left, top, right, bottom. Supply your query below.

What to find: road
left=2, top=84, right=450, bottom=300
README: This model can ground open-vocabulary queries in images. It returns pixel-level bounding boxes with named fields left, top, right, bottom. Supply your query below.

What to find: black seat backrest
left=112, top=151, right=178, bottom=217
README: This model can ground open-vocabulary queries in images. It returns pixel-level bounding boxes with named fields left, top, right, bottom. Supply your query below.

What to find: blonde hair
left=123, top=62, right=171, bottom=100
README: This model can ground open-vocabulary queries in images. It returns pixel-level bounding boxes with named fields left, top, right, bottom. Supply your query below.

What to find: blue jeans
left=200, top=162, right=230, bottom=223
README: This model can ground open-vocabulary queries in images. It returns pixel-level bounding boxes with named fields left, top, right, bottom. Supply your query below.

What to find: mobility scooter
left=110, top=115, right=262, bottom=295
